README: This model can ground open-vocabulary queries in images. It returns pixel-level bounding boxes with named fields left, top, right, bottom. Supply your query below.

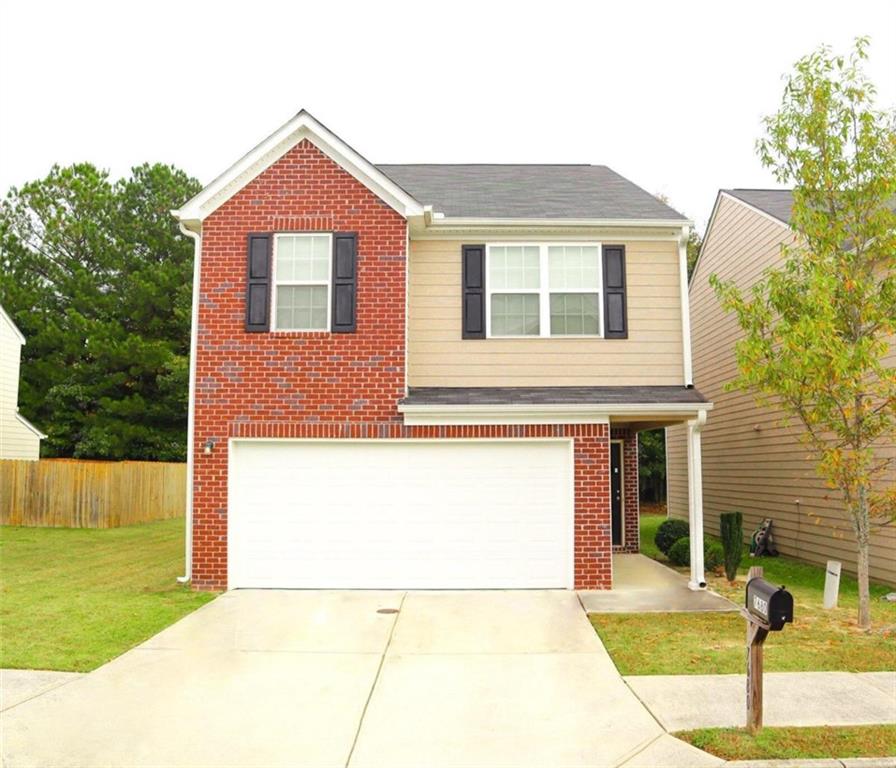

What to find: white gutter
left=678, top=225, right=694, bottom=386
left=176, top=220, right=201, bottom=584
left=423, top=216, right=694, bottom=229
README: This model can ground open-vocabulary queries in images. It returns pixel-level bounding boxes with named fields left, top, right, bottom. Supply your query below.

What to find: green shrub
left=705, top=541, right=724, bottom=572
left=655, top=518, right=690, bottom=555
left=719, top=511, right=744, bottom=580
left=667, top=536, right=724, bottom=572
left=668, top=536, right=691, bottom=566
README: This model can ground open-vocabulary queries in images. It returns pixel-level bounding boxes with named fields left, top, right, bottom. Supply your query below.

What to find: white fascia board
left=430, top=217, right=693, bottom=228
left=399, top=401, right=711, bottom=426
left=173, top=111, right=424, bottom=223
left=410, top=217, right=692, bottom=242
left=0, top=305, right=26, bottom=345
left=15, top=412, right=46, bottom=439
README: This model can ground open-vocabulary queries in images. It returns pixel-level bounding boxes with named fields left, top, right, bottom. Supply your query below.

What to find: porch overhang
left=398, top=386, right=711, bottom=427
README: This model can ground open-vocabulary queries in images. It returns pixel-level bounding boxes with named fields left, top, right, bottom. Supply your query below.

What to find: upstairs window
left=485, top=243, right=602, bottom=338
left=272, top=234, right=331, bottom=331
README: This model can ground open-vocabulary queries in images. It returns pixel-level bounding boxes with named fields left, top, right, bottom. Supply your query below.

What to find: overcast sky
left=1, top=1, right=894, bottom=232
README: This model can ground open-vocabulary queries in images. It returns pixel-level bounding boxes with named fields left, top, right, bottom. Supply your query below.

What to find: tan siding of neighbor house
left=666, top=194, right=896, bottom=586
left=407, top=238, right=685, bottom=387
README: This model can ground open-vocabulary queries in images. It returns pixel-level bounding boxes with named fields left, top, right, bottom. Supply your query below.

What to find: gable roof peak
left=173, top=109, right=424, bottom=225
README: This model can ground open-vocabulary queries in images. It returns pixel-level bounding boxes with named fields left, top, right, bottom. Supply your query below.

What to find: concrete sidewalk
left=1, top=670, right=84, bottom=711
left=580, top=554, right=737, bottom=613
left=625, top=671, right=896, bottom=731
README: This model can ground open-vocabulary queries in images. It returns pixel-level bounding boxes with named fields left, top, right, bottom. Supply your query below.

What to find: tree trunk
left=856, top=537, right=871, bottom=630
left=855, top=488, right=872, bottom=631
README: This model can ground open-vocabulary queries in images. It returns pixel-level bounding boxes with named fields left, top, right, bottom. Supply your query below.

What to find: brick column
left=573, top=427, right=612, bottom=588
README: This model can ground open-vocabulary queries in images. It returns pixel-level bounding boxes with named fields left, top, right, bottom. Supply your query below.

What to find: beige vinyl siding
left=0, top=315, right=41, bottom=460
left=667, top=194, right=896, bottom=586
left=407, top=239, right=685, bottom=387
left=665, top=423, right=688, bottom=520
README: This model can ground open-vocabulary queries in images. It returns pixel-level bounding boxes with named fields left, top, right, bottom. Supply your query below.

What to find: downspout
left=678, top=225, right=694, bottom=387
left=687, top=408, right=708, bottom=590
left=176, top=221, right=201, bottom=584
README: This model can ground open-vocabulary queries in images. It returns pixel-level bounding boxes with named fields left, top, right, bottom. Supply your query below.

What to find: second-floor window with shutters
left=272, top=234, right=332, bottom=331
left=485, top=243, right=603, bottom=338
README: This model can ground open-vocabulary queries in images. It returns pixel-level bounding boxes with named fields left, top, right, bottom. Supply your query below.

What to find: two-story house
left=173, top=111, right=711, bottom=592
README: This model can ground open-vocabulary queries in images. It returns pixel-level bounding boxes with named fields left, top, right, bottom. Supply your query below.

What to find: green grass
left=677, top=724, right=896, bottom=761
left=0, top=518, right=217, bottom=672
left=590, top=514, right=896, bottom=675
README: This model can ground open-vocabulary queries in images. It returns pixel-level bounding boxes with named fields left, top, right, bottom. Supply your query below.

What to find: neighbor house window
left=272, top=233, right=331, bottom=331
left=486, top=243, right=602, bottom=337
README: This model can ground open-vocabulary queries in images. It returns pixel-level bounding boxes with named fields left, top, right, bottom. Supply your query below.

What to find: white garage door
left=228, top=439, right=573, bottom=589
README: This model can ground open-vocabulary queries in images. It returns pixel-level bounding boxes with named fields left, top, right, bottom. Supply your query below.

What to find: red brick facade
left=192, top=138, right=628, bottom=591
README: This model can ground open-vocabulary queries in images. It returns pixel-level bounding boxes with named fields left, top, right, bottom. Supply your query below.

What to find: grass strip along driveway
left=591, top=515, right=895, bottom=675
left=0, top=519, right=216, bottom=672
left=677, top=724, right=896, bottom=761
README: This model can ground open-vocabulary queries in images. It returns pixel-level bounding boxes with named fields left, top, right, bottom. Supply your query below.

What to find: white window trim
left=271, top=233, right=333, bottom=332
left=485, top=243, right=603, bottom=339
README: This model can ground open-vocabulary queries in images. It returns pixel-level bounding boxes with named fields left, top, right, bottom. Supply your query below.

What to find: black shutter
left=462, top=244, right=486, bottom=339
left=245, top=233, right=272, bottom=332
left=603, top=245, right=628, bottom=339
left=331, top=232, right=357, bottom=333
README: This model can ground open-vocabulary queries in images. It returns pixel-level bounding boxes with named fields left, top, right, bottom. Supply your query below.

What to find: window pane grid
left=276, top=234, right=330, bottom=283
left=276, top=285, right=328, bottom=331
left=491, top=293, right=540, bottom=336
left=548, top=245, right=600, bottom=291
left=550, top=292, right=599, bottom=336
left=488, top=245, right=540, bottom=290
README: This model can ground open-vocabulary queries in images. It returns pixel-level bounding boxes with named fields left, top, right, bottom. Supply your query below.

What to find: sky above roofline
left=1, top=1, right=893, bottom=234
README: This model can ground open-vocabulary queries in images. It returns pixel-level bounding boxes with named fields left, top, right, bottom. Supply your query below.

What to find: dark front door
left=611, top=442, right=623, bottom=546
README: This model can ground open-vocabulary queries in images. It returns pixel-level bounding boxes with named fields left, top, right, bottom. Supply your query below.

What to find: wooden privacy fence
left=0, top=459, right=186, bottom=528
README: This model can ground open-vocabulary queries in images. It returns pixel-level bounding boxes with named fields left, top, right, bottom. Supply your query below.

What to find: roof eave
left=398, top=401, right=712, bottom=426
left=425, top=216, right=692, bottom=228
left=15, top=412, right=46, bottom=439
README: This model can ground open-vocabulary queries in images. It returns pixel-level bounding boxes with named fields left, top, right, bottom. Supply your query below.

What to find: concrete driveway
left=1, top=590, right=717, bottom=768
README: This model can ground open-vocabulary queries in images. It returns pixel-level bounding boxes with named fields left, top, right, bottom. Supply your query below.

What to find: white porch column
left=687, top=409, right=708, bottom=590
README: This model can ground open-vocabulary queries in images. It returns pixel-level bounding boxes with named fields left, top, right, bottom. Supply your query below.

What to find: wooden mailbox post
left=743, top=565, right=794, bottom=733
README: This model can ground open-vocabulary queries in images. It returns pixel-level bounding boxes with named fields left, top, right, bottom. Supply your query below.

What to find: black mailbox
left=745, top=577, right=793, bottom=631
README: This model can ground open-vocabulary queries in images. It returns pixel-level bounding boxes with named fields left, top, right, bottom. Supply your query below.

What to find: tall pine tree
left=0, top=163, right=201, bottom=460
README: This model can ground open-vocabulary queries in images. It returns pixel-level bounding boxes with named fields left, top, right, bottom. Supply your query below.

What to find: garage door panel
left=229, top=440, right=572, bottom=589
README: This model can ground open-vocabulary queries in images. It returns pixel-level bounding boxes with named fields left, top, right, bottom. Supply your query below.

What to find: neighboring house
left=666, top=190, right=896, bottom=586
left=0, top=305, right=45, bottom=460
left=173, top=110, right=711, bottom=592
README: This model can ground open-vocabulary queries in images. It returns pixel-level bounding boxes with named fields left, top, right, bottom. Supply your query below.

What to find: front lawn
left=590, top=514, right=895, bottom=675
left=677, top=724, right=896, bottom=761
left=0, top=518, right=217, bottom=672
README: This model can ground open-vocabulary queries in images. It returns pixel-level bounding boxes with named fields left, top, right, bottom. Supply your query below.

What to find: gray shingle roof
left=401, top=386, right=708, bottom=406
left=724, top=189, right=794, bottom=224
left=377, top=164, right=688, bottom=221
